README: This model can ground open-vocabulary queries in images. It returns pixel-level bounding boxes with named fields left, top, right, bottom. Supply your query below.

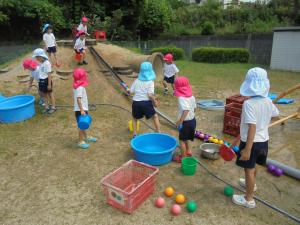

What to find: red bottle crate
left=101, top=160, right=159, bottom=214
left=225, top=102, right=243, bottom=117
left=226, top=94, right=250, bottom=105
left=223, top=113, right=241, bottom=137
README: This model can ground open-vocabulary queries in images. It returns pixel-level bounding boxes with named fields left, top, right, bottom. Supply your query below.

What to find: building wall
left=270, top=31, right=300, bottom=72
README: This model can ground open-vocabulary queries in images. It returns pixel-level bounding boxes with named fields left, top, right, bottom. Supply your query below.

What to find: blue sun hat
left=42, top=23, right=50, bottom=33
left=240, top=67, right=270, bottom=98
left=138, top=62, right=156, bottom=81
left=32, top=48, right=49, bottom=60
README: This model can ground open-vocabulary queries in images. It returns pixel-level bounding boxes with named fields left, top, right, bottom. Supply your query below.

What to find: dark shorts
left=39, top=78, right=53, bottom=93
left=236, top=141, right=268, bottom=169
left=164, top=76, right=175, bottom=84
left=74, top=48, right=84, bottom=54
left=47, top=46, right=57, bottom=53
left=75, top=111, right=88, bottom=122
left=132, top=100, right=156, bottom=120
left=179, top=118, right=196, bottom=141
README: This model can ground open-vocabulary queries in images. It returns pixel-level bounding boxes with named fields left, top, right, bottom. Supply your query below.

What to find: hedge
left=150, top=45, right=184, bottom=60
left=192, top=47, right=249, bottom=63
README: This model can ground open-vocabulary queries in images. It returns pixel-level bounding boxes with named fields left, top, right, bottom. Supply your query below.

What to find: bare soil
left=0, top=43, right=299, bottom=225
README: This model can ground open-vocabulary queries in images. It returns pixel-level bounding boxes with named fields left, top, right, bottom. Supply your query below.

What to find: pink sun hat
left=73, top=68, right=89, bottom=89
left=163, top=53, right=173, bottom=62
left=23, top=59, right=38, bottom=70
left=174, top=76, right=192, bottom=97
left=82, top=17, right=89, bottom=23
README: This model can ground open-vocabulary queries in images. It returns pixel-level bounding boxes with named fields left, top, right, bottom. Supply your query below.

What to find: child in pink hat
left=77, top=17, right=90, bottom=36
left=73, top=68, right=97, bottom=149
left=172, top=76, right=197, bottom=163
left=162, top=53, right=179, bottom=95
left=74, top=30, right=88, bottom=65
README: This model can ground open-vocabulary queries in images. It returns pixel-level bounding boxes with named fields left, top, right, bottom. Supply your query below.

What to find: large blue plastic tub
left=0, top=95, right=35, bottom=123
left=131, top=133, right=177, bottom=166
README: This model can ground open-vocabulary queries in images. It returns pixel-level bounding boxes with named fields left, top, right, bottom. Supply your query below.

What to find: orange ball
left=165, top=187, right=175, bottom=197
left=175, top=194, right=186, bottom=204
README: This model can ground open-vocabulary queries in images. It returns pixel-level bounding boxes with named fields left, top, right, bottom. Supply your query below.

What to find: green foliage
left=150, top=45, right=184, bottom=60
left=201, top=21, right=215, bottom=35
left=192, top=47, right=249, bottom=63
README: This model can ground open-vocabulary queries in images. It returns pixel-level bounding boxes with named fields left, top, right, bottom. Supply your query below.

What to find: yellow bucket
left=128, top=120, right=140, bottom=132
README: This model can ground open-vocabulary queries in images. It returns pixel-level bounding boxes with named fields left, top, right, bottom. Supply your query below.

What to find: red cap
left=163, top=53, right=173, bottom=62
left=82, top=17, right=88, bottom=23
left=23, top=59, right=38, bottom=70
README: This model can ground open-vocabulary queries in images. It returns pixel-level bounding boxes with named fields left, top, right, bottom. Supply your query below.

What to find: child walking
left=42, top=24, right=60, bottom=67
left=77, top=17, right=90, bottom=36
left=172, top=76, right=197, bottom=163
left=32, top=48, right=56, bottom=114
left=232, top=67, right=279, bottom=208
left=73, top=68, right=97, bottom=149
left=162, top=53, right=179, bottom=95
left=74, top=30, right=88, bottom=65
left=23, top=59, right=43, bottom=105
left=130, top=62, right=161, bottom=138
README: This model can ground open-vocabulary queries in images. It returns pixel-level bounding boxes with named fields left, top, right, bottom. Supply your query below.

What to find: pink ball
left=171, top=204, right=181, bottom=216
left=155, top=197, right=166, bottom=208
left=199, top=133, right=205, bottom=139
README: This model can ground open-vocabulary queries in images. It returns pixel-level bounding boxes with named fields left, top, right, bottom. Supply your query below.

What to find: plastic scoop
left=219, top=144, right=236, bottom=161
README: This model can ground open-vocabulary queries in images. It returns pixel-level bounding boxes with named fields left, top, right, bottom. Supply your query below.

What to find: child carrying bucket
left=162, top=53, right=179, bottom=95
left=130, top=62, right=161, bottom=138
left=172, top=76, right=197, bottom=163
left=77, top=17, right=90, bottom=36
left=32, top=48, right=56, bottom=114
left=23, top=59, right=44, bottom=105
left=42, top=24, right=60, bottom=67
left=73, top=68, right=97, bottom=149
left=74, top=30, right=88, bottom=65
left=232, top=67, right=279, bottom=208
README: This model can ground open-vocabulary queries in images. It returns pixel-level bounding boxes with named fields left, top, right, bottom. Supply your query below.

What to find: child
left=172, top=76, right=197, bottom=163
left=73, top=68, right=97, bottom=149
left=162, top=53, right=179, bottom=95
left=42, top=24, right=60, bottom=67
left=77, top=17, right=90, bottom=36
left=74, top=30, right=88, bottom=65
left=130, top=62, right=161, bottom=138
left=232, top=67, right=279, bottom=208
left=23, top=59, right=44, bottom=105
left=32, top=48, right=56, bottom=114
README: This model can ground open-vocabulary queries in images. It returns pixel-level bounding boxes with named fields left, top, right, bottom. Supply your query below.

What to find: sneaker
left=38, top=99, right=44, bottom=106
left=85, top=136, right=97, bottom=142
left=132, top=134, right=137, bottom=140
left=232, top=195, right=256, bottom=208
left=163, top=89, right=168, bottom=95
left=83, top=60, right=88, bottom=65
left=78, top=141, right=90, bottom=149
left=41, top=108, right=49, bottom=114
left=239, top=178, right=257, bottom=192
left=47, top=108, right=57, bottom=114
left=78, top=62, right=83, bottom=66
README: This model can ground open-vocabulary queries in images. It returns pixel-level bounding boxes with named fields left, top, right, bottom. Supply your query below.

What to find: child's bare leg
left=79, top=130, right=86, bottom=142
left=152, top=114, right=161, bottom=133
left=162, top=80, right=167, bottom=89
left=53, top=53, right=59, bottom=65
left=82, top=51, right=86, bottom=62
left=49, top=92, right=56, bottom=109
left=185, top=140, right=192, bottom=155
left=132, top=118, right=138, bottom=136
left=179, top=140, right=187, bottom=157
left=245, top=168, right=256, bottom=201
left=42, top=92, right=49, bottom=109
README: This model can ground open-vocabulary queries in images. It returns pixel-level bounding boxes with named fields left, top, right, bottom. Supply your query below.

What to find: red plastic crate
left=225, top=103, right=243, bottom=117
left=226, top=94, right=250, bottom=105
left=101, top=160, right=159, bottom=214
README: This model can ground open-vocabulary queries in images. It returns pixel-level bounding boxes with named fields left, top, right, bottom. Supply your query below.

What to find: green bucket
left=181, top=157, right=198, bottom=176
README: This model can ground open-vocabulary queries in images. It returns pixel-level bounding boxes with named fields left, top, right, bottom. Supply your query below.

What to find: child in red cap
left=73, top=68, right=97, bottom=149
left=162, top=53, right=179, bottom=95
left=74, top=30, right=88, bottom=65
left=77, top=17, right=90, bottom=36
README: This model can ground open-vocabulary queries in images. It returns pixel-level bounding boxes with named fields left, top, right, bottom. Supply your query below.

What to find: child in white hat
left=42, top=24, right=60, bottom=67
left=232, top=67, right=279, bottom=208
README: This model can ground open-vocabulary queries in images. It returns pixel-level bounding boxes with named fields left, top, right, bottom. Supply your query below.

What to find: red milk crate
left=225, top=102, right=243, bottom=117
left=226, top=94, right=250, bottom=105
left=101, top=160, right=159, bottom=214
left=223, top=112, right=241, bottom=137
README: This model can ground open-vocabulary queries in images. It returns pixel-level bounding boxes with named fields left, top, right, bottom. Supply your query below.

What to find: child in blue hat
left=42, top=24, right=60, bottom=67
left=130, top=62, right=161, bottom=138
left=232, top=67, right=279, bottom=208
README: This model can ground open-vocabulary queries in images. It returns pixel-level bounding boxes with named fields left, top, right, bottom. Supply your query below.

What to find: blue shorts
left=164, top=76, right=175, bottom=84
left=236, top=141, right=268, bottom=169
left=179, top=118, right=196, bottom=141
left=75, top=48, right=84, bottom=54
left=132, top=100, right=156, bottom=120
left=47, top=46, right=57, bottom=53
left=75, top=111, right=88, bottom=122
left=39, top=78, right=52, bottom=93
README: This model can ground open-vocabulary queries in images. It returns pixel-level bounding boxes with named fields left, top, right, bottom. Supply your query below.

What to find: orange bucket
left=75, top=53, right=81, bottom=62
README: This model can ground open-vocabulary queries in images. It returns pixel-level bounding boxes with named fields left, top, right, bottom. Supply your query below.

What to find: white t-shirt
left=38, top=60, right=52, bottom=79
left=163, top=63, right=179, bottom=78
left=43, top=33, right=56, bottom=48
left=240, top=97, right=279, bottom=142
left=178, top=96, right=196, bottom=121
left=77, top=23, right=88, bottom=33
left=130, top=79, right=154, bottom=101
left=73, top=86, right=89, bottom=111
left=74, top=38, right=86, bottom=51
left=31, top=67, right=39, bottom=81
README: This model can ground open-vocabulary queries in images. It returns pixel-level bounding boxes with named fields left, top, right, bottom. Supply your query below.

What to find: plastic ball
left=218, top=140, right=224, bottom=145
left=199, top=133, right=205, bottom=139
left=274, top=167, right=283, bottom=177
left=208, top=137, right=214, bottom=142
left=204, top=134, right=209, bottom=139
left=195, top=131, right=200, bottom=137
left=175, top=194, right=186, bottom=204
left=155, top=197, right=166, bottom=208
left=224, top=186, right=234, bottom=197
left=267, top=164, right=276, bottom=173
left=165, top=187, right=175, bottom=197
left=186, top=201, right=198, bottom=213
left=213, top=138, right=219, bottom=144
left=233, top=146, right=239, bottom=152
left=171, top=204, right=181, bottom=216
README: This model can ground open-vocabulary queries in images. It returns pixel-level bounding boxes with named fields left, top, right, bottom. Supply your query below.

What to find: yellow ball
left=213, top=138, right=219, bottom=144
left=208, top=137, right=214, bottom=142
left=175, top=194, right=186, bottom=204
left=165, top=187, right=175, bottom=197
left=218, top=140, right=224, bottom=145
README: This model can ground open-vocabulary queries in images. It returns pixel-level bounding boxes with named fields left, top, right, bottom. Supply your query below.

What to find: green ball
left=224, top=186, right=234, bottom=197
left=186, top=201, right=198, bottom=213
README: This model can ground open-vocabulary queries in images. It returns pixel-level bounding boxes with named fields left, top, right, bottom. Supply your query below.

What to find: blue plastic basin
left=78, top=114, right=92, bottom=130
left=0, top=93, right=6, bottom=103
left=131, top=133, right=177, bottom=166
left=0, top=95, right=35, bottom=123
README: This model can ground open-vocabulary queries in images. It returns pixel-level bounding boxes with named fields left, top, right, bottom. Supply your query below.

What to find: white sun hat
left=32, top=48, right=49, bottom=60
left=240, top=67, right=270, bottom=98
